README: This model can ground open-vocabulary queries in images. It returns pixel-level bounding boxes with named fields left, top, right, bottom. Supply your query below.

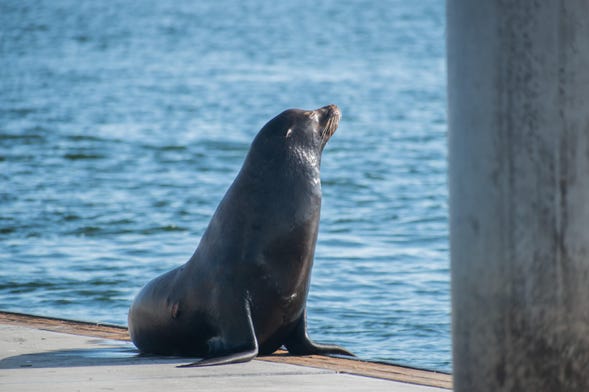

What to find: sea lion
left=128, top=104, right=353, bottom=366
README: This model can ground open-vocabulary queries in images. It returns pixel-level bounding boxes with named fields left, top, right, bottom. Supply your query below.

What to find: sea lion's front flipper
left=178, top=298, right=258, bottom=367
left=177, top=346, right=258, bottom=368
left=284, top=310, right=354, bottom=357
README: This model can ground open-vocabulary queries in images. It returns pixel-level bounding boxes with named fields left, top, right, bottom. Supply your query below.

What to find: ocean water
left=0, top=0, right=449, bottom=372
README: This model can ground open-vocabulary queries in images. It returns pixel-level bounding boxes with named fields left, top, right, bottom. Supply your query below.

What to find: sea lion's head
left=281, top=104, right=340, bottom=151
left=248, top=105, right=341, bottom=170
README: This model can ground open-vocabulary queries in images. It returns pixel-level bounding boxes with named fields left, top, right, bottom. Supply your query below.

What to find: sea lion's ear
left=305, top=111, right=318, bottom=122
left=285, top=128, right=294, bottom=138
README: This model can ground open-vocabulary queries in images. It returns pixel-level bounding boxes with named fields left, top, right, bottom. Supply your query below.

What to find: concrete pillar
left=447, top=1, right=589, bottom=391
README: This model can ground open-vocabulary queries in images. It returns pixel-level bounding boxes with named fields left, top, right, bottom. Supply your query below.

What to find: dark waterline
left=0, top=0, right=449, bottom=371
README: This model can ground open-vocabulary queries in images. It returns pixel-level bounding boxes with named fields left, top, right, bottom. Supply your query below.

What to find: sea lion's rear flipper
left=284, top=310, right=355, bottom=357
left=178, top=298, right=259, bottom=367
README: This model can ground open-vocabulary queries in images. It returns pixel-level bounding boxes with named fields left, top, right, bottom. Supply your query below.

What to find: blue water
left=0, top=0, right=449, bottom=372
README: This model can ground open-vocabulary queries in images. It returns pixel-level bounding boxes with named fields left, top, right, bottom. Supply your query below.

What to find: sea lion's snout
left=315, top=104, right=340, bottom=145
left=317, top=104, right=340, bottom=122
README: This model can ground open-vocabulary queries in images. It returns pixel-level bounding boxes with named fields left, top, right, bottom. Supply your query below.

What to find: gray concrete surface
left=0, top=325, right=448, bottom=392
left=447, top=1, right=589, bottom=391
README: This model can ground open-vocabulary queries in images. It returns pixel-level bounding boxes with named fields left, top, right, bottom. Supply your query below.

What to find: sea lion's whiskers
left=321, top=114, right=338, bottom=144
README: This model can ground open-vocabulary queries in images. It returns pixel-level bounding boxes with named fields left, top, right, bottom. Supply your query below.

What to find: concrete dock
left=0, top=312, right=451, bottom=391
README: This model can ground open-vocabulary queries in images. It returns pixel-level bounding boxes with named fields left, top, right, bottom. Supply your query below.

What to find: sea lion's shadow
left=0, top=340, right=201, bottom=369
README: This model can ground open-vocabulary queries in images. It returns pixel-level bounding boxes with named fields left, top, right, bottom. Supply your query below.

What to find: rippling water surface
left=0, top=0, right=449, bottom=371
